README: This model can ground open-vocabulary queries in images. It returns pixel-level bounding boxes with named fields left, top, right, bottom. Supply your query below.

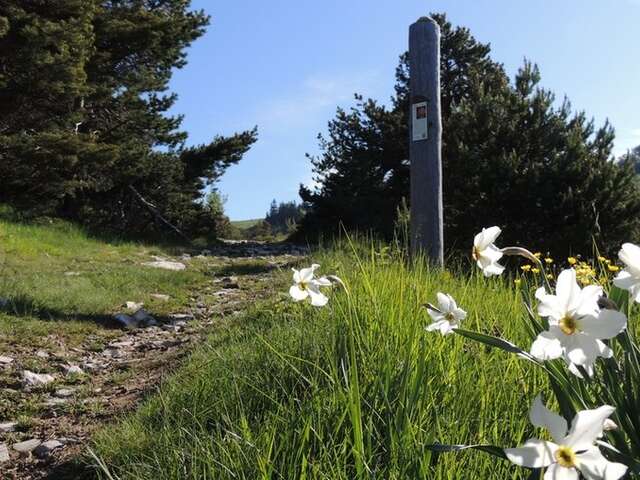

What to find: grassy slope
left=231, top=218, right=263, bottom=230
left=0, top=217, right=206, bottom=351
left=92, top=243, right=547, bottom=479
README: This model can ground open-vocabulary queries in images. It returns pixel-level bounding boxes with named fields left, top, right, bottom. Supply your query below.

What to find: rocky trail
left=0, top=241, right=306, bottom=479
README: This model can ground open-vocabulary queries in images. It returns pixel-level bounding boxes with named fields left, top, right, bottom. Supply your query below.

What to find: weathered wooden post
left=409, top=17, right=443, bottom=266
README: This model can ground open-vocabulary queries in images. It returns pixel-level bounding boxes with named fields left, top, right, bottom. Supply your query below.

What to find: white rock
left=54, top=388, right=75, bottom=398
left=0, top=422, right=17, bottom=433
left=0, top=443, right=9, bottom=463
left=108, top=340, right=134, bottom=349
left=13, top=439, right=41, bottom=454
left=43, top=398, right=68, bottom=407
left=142, top=260, right=186, bottom=271
left=35, top=350, right=49, bottom=359
left=34, top=440, right=63, bottom=458
left=169, top=313, right=194, bottom=322
left=22, top=370, right=55, bottom=387
left=150, top=294, right=170, bottom=301
left=0, top=356, right=13, bottom=364
left=63, top=364, right=84, bottom=376
left=125, top=301, right=144, bottom=311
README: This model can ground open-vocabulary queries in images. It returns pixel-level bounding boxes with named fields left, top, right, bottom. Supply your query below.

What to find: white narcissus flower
left=505, top=396, right=627, bottom=480
left=472, top=226, right=505, bottom=277
left=531, top=269, right=627, bottom=374
left=425, top=293, right=467, bottom=335
left=613, top=243, right=640, bottom=303
left=289, top=264, right=333, bottom=307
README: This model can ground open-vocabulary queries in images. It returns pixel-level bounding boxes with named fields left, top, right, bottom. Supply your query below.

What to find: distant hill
left=231, top=219, right=263, bottom=230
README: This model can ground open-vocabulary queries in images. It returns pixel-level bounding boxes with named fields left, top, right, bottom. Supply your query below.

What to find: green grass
left=91, top=243, right=548, bottom=479
left=0, top=215, right=207, bottom=349
left=231, top=218, right=263, bottom=230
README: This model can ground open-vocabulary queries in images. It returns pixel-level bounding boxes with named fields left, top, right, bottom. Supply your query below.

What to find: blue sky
left=169, top=0, right=640, bottom=220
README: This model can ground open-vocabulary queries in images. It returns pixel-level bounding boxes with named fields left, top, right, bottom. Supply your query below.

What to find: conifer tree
left=297, top=13, right=640, bottom=254
left=0, top=0, right=256, bottom=239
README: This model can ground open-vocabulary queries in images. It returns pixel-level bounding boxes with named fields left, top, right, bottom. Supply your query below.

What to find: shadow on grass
left=0, top=294, right=176, bottom=329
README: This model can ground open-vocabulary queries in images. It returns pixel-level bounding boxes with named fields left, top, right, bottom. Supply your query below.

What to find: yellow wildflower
left=531, top=267, right=540, bottom=274
left=546, top=274, right=554, bottom=280
left=514, top=279, right=522, bottom=287
left=534, top=252, right=542, bottom=258
left=544, top=257, right=553, bottom=264
left=598, top=256, right=608, bottom=263
left=521, top=265, right=532, bottom=272
left=607, top=264, right=620, bottom=272
left=567, top=257, right=577, bottom=265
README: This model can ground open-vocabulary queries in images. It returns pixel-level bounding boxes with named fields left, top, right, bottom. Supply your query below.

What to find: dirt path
left=0, top=241, right=305, bottom=480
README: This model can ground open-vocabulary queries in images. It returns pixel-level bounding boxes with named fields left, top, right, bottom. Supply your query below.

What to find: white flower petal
left=314, top=276, right=333, bottom=287
left=292, top=268, right=302, bottom=284
left=436, top=292, right=453, bottom=312
left=425, top=320, right=446, bottom=332
left=505, top=439, right=557, bottom=468
left=474, top=226, right=501, bottom=250
left=544, top=463, right=580, bottom=480
left=480, top=261, right=505, bottom=277
left=307, top=285, right=328, bottom=307
left=289, top=285, right=309, bottom=301
left=530, top=395, right=568, bottom=444
left=439, top=321, right=455, bottom=335
left=564, top=334, right=601, bottom=367
left=579, top=310, right=627, bottom=340
left=481, top=244, right=504, bottom=263
left=453, top=307, right=467, bottom=321
left=427, top=310, right=445, bottom=323
left=531, top=331, right=564, bottom=361
left=575, top=285, right=602, bottom=317
left=298, top=265, right=318, bottom=283
left=564, top=405, right=615, bottom=451
left=613, top=270, right=640, bottom=303
left=575, top=447, right=628, bottom=480
left=556, top=269, right=580, bottom=311
left=619, top=243, right=640, bottom=273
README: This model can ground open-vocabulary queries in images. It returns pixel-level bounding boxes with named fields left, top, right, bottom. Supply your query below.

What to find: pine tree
left=297, top=13, right=640, bottom=254
left=0, top=0, right=256, bottom=239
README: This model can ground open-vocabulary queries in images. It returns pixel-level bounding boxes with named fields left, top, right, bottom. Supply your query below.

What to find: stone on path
left=13, top=439, right=41, bottom=455
left=142, top=260, right=186, bottom=271
left=22, top=370, right=55, bottom=387
left=0, top=355, right=13, bottom=365
left=54, top=388, right=76, bottom=398
left=113, top=313, right=137, bottom=328
left=34, top=440, right=63, bottom=458
left=63, top=364, right=84, bottom=376
left=169, top=313, right=194, bottom=322
left=150, top=293, right=170, bottom=301
left=125, top=301, right=144, bottom=311
left=133, top=308, right=158, bottom=327
left=0, top=443, right=9, bottom=463
left=0, top=422, right=17, bottom=433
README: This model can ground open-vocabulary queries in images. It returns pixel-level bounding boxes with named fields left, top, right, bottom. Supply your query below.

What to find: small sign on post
left=412, top=101, right=428, bottom=141
left=409, top=16, right=444, bottom=266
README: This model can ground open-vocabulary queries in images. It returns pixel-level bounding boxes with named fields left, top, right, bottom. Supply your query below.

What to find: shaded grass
left=91, top=243, right=547, bottom=479
left=0, top=217, right=207, bottom=348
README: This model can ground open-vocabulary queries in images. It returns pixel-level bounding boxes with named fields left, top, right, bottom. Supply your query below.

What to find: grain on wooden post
left=409, top=16, right=443, bottom=266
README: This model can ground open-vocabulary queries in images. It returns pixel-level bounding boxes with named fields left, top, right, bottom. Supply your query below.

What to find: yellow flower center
left=472, top=246, right=479, bottom=261
left=554, top=446, right=577, bottom=468
left=300, top=281, right=308, bottom=290
left=445, top=312, right=455, bottom=322
left=559, top=315, right=579, bottom=335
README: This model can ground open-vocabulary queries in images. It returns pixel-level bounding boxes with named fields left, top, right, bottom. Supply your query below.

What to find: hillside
left=0, top=214, right=305, bottom=479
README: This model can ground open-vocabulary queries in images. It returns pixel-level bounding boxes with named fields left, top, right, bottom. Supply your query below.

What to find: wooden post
left=409, top=17, right=443, bottom=266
